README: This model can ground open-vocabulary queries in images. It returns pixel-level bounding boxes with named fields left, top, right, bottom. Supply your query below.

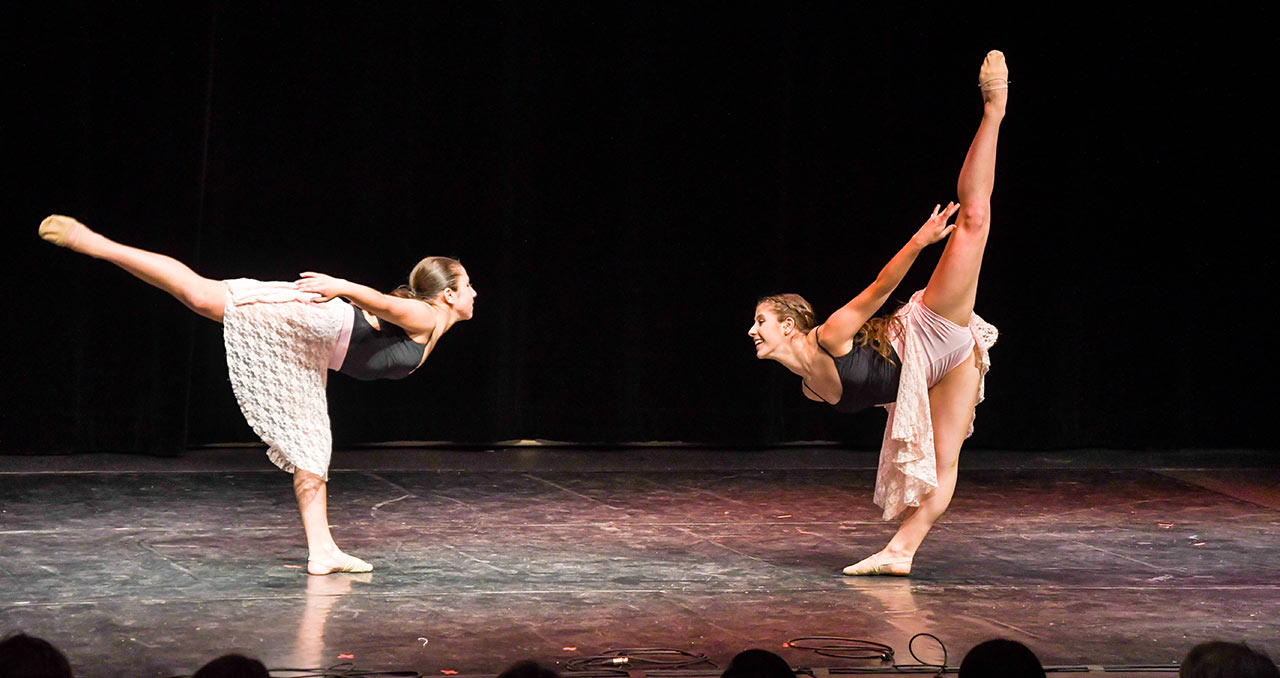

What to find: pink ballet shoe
left=978, top=50, right=1010, bottom=93
left=842, top=551, right=913, bottom=576
left=307, top=553, right=373, bottom=575
left=38, top=215, right=87, bottom=248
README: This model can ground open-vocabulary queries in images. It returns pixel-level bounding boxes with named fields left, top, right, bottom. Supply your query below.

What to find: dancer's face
left=450, top=269, right=477, bottom=319
left=748, top=304, right=790, bottom=360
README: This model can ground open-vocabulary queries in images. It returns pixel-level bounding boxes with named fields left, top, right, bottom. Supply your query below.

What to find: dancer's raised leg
left=920, top=50, right=1008, bottom=325
left=38, top=215, right=227, bottom=322
left=844, top=51, right=1007, bottom=577
left=294, top=469, right=372, bottom=575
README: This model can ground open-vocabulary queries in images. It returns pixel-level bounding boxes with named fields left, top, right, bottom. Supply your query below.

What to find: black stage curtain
left=5, top=3, right=1273, bottom=453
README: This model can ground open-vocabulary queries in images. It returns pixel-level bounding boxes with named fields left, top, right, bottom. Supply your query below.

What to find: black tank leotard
left=336, top=307, right=427, bottom=381
left=804, top=327, right=901, bottom=414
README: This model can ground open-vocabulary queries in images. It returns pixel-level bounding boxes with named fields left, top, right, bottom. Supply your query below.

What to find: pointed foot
left=307, top=553, right=373, bottom=575
left=978, top=50, right=1010, bottom=109
left=38, top=215, right=88, bottom=249
left=842, top=551, right=913, bottom=576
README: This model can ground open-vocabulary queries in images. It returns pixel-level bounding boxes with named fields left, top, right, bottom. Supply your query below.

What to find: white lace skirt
left=873, top=290, right=999, bottom=521
left=221, top=279, right=348, bottom=480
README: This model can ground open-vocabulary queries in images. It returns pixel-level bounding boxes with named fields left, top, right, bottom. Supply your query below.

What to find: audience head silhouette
left=191, top=653, right=269, bottom=678
left=1181, top=641, right=1279, bottom=678
left=958, top=638, right=1046, bottom=678
left=496, top=660, right=562, bottom=678
left=721, top=648, right=794, bottom=678
left=0, top=632, right=73, bottom=678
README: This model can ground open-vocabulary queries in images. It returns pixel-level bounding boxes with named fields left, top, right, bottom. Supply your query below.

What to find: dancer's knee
left=957, top=203, right=989, bottom=232
left=181, top=283, right=226, bottom=322
left=294, top=468, right=323, bottom=484
left=292, top=469, right=326, bottom=501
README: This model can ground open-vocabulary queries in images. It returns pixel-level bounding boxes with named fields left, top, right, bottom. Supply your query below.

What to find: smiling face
left=748, top=303, right=792, bottom=360
left=749, top=294, right=815, bottom=361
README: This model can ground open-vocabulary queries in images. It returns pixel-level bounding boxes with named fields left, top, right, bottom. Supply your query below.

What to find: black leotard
left=336, top=307, right=427, bottom=381
left=804, top=327, right=901, bottom=414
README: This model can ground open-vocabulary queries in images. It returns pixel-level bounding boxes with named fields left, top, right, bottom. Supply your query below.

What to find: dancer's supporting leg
left=39, top=216, right=369, bottom=574
left=295, top=470, right=371, bottom=575
left=874, top=351, right=982, bottom=569
left=845, top=51, right=1008, bottom=576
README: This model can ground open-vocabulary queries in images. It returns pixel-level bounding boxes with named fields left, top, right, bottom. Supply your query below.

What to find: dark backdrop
left=4, top=3, right=1273, bottom=453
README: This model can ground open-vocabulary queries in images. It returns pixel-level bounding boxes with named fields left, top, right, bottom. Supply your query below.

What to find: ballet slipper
left=38, top=215, right=87, bottom=249
left=307, top=553, right=373, bottom=576
left=842, top=551, right=913, bottom=576
left=978, top=50, right=1010, bottom=94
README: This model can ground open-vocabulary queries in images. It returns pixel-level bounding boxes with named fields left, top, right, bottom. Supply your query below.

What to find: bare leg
left=844, top=352, right=982, bottom=575
left=920, top=51, right=1008, bottom=325
left=885, top=354, right=981, bottom=558
left=41, top=216, right=367, bottom=574
left=843, top=52, right=1007, bottom=578
left=294, top=469, right=372, bottom=575
left=38, top=215, right=226, bottom=322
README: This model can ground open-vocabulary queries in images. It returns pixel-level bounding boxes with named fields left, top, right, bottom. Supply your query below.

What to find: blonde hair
left=853, top=313, right=904, bottom=366
left=757, top=293, right=815, bottom=333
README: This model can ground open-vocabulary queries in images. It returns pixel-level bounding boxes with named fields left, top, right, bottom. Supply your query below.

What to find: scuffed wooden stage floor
left=1, top=448, right=1276, bottom=677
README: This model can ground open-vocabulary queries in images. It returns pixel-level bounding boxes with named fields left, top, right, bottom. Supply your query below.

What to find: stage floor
left=0, top=448, right=1276, bottom=677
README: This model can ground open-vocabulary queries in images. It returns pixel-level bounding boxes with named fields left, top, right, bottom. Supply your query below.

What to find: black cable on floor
left=554, top=670, right=630, bottom=678
left=563, top=648, right=717, bottom=672
left=785, top=636, right=894, bottom=661
left=900, top=634, right=946, bottom=676
left=787, top=633, right=947, bottom=677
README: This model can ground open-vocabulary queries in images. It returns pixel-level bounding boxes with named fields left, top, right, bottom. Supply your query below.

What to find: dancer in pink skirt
left=749, top=51, right=1009, bottom=575
left=39, top=215, right=476, bottom=575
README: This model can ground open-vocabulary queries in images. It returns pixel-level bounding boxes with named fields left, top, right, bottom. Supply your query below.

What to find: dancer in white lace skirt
left=38, top=216, right=477, bottom=575
left=748, top=51, right=1009, bottom=576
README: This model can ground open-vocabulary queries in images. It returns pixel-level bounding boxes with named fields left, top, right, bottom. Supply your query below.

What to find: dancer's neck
left=772, top=333, right=821, bottom=379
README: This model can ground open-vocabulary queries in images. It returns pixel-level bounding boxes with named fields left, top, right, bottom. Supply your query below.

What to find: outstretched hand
left=912, top=202, right=960, bottom=246
left=294, top=272, right=348, bottom=303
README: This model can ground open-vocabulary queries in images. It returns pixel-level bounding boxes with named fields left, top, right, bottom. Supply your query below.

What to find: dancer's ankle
left=76, top=230, right=112, bottom=258
left=307, top=544, right=342, bottom=561
left=880, top=545, right=915, bottom=561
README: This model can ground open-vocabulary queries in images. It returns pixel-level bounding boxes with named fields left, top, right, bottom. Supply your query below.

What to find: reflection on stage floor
left=0, top=448, right=1276, bottom=677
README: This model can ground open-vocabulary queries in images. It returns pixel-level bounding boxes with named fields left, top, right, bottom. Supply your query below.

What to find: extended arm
left=817, top=203, right=959, bottom=350
left=294, top=272, right=438, bottom=336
